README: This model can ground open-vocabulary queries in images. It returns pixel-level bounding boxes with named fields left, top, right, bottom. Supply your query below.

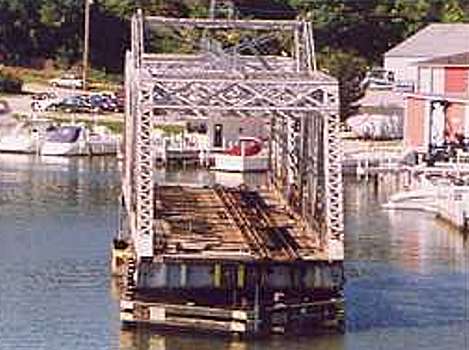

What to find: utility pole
left=82, top=0, right=91, bottom=90
left=209, top=0, right=216, bottom=19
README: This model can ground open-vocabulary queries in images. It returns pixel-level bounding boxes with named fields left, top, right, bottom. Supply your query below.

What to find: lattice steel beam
left=324, top=112, right=344, bottom=260
left=147, top=79, right=338, bottom=112
left=146, top=16, right=300, bottom=31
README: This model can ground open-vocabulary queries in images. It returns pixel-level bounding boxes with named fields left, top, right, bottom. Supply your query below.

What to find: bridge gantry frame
left=122, top=10, right=344, bottom=262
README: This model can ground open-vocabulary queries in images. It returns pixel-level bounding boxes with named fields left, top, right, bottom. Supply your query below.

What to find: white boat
left=88, top=126, right=119, bottom=155
left=153, top=131, right=207, bottom=165
left=382, top=174, right=469, bottom=230
left=346, top=113, right=402, bottom=140
left=361, top=68, right=395, bottom=90
left=41, top=125, right=119, bottom=156
left=212, top=137, right=269, bottom=172
left=0, top=118, right=54, bottom=154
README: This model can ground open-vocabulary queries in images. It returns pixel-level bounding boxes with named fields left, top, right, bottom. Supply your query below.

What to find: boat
left=88, top=126, right=119, bottom=155
left=0, top=118, right=55, bottom=154
left=40, top=124, right=119, bottom=156
left=346, top=113, right=402, bottom=140
left=153, top=131, right=207, bottom=165
left=212, top=137, right=269, bottom=172
left=382, top=173, right=469, bottom=230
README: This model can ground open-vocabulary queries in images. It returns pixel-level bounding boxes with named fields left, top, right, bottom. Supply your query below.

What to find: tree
left=318, top=49, right=368, bottom=120
left=441, top=0, right=466, bottom=22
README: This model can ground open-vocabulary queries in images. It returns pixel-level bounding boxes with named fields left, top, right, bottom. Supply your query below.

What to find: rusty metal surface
left=155, top=185, right=325, bottom=261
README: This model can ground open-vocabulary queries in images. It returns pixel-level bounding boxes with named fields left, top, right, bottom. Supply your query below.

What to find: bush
left=0, top=69, right=23, bottom=93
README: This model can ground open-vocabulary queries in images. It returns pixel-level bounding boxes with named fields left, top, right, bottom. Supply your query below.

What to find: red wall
left=406, top=98, right=425, bottom=148
left=445, top=67, right=469, bottom=94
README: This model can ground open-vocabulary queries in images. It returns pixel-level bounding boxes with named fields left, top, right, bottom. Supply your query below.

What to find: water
left=0, top=156, right=468, bottom=350
left=0, top=155, right=121, bottom=350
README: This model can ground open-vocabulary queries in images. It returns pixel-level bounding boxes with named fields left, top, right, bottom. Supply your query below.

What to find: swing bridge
left=112, top=10, right=345, bottom=335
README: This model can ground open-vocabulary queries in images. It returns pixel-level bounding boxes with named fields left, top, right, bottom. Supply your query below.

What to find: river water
left=0, top=155, right=468, bottom=350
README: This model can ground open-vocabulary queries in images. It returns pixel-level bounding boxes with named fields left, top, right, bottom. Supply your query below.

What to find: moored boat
left=212, top=137, right=269, bottom=172
left=0, top=118, right=55, bottom=154
left=40, top=124, right=119, bottom=156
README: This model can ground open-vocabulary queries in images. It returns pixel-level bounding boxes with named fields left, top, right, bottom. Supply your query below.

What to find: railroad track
left=214, top=186, right=299, bottom=261
left=214, top=186, right=270, bottom=259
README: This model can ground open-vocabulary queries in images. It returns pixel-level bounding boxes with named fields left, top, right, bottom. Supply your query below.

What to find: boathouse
left=384, top=24, right=469, bottom=83
left=404, top=52, right=469, bottom=152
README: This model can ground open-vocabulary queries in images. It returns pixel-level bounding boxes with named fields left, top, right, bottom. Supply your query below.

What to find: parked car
left=87, top=94, right=116, bottom=113
left=49, top=74, right=83, bottom=89
left=57, top=96, right=90, bottom=113
left=31, top=98, right=61, bottom=112
left=90, top=91, right=124, bottom=113
left=113, top=88, right=125, bottom=113
left=32, top=92, right=58, bottom=100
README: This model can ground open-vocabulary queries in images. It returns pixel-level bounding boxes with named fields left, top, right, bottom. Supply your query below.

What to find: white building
left=384, top=24, right=469, bottom=83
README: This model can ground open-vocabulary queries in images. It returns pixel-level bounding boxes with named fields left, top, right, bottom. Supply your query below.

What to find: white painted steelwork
left=123, top=11, right=344, bottom=260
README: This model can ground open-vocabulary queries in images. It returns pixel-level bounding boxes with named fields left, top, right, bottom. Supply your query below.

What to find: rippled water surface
left=0, top=155, right=468, bottom=350
left=0, top=155, right=121, bottom=350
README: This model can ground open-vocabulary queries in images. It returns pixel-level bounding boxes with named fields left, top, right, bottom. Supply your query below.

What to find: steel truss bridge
left=122, top=10, right=344, bottom=262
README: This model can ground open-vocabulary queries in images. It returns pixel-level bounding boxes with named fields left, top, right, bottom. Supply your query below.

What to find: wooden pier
left=113, top=11, right=345, bottom=336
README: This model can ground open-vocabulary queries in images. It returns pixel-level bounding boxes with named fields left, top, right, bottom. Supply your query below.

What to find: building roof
left=385, top=24, right=469, bottom=58
left=406, top=92, right=469, bottom=104
left=417, top=52, right=469, bottom=67
left=355, top=90, right=405, bottom=109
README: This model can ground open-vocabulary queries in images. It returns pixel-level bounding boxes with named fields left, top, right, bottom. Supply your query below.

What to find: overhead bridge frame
left=123, top=10, right=344, bottom=261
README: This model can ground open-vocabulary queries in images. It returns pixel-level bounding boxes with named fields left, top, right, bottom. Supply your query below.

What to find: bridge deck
left=154, top=185, right=326, bottom=262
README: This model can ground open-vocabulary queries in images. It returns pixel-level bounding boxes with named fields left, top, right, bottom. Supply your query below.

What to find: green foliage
left=318, top=49, right=368, bottom=120
left=1, top=0, right=468, bottom=68
left=441, top=0, right=466, bottom=23
left=155, top=124, right=185, bottom=135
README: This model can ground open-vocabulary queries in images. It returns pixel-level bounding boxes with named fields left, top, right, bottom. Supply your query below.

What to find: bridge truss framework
left=122, top=11, right=344, bottom=262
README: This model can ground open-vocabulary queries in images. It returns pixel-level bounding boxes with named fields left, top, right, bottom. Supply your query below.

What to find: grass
left=12, top=112, right=124, bottom=134
left=1, top=65, right=123, bottom=91
left=98, top=120, right=123, bottom=134
left=49, top=116, right=123, bottom=134
left=154, top=124, right=185, bottom=135
left=59, top=118, right=123, bottom=134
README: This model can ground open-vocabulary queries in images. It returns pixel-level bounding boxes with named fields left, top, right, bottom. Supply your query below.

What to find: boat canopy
left=225, top=139, right=262, bottom=156
left=46, top=126, right=82, bottom=143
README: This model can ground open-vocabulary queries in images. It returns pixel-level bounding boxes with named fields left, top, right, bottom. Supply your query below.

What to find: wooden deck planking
left=155, top=185, right=323, bottom=261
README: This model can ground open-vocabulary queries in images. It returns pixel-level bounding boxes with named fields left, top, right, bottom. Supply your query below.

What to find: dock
left=112, top=12, right=345, bottom=335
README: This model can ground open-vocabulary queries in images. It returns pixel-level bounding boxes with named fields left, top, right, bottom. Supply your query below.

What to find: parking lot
left=1, top=83, right=124, bottom=124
